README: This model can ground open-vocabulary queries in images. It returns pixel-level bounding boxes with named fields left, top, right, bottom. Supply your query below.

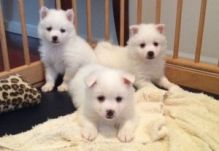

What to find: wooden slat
left=86, top=0, right=92, bottom=42
left=136, top=0, right=142, bottom=24
left=173, top=0, right=183, bottom=59
left=56, top=0, right=61, bottom=9
left=165, top=57, right=219, bottom=74
left=38, top=0, right=44, bottom=7
left=194, top=0, right=207, bottom=63
left=104, top=0, right=110, bottom=40
left=120, top=0, right=125, bottom=46
left=166, top=63, right=219, bottom=95
left=155, top=0, right=161, bottom=23
left=0, top=61, right=44, bottom=85
left=72, top=0, right=77, bottom=16
left=0, top=2, right=10, bottom=71
left=18, top=0, right=30, bottom=65
left=72, top=0, right=78, bottom=30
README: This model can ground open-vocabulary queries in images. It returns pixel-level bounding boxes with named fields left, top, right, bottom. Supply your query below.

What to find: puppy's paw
left=143, top=90, right=164, bottom=102
left=117, top=128, right=134, bottom=143
left=168, top=84, right=181, bottom=92
left=81, top=127, right=98, bottom=141
left=57, top=83, right=68, bottom=92
left=41, top=83, right=54, bottom=92
left=150, top=117, right=167, bottom=141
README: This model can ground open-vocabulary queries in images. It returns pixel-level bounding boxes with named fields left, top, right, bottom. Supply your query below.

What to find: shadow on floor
left=0, top=90, right=76, bottom=136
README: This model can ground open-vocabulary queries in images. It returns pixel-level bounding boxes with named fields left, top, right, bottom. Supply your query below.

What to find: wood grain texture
left=173, top=0, right=183, bottom=59
left=18, top=0, right=31, bottom=65
left=0, top=2, right=10, bottom=70
left=86, top=0, right=92, bottom=42
left=119, top=0, right=125, bottom=46
left=155, top=0, right=161, bottom=23
left=0, top=61, right=44, bottom=85
left=104, top=0, right=110, bottom=40
left=165, top=63, right=219, bottom=95
left=56, top=0, right=61, bottom=9
left=195, top=0, right=207, bottom=63
left=165, top=57, right=219, bottom=74
left=39, top=0, right=44, bottom=7
left=72, top=0, right=78, bottom=31
left=136, top=0, right=142, bottom=24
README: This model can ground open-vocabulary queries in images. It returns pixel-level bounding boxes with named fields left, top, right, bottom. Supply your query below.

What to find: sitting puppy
left=38, top=7, right=96, bottom=92
left=68, top=64, right=137, bottom=142
left=95, top=23, right=177, bottom=90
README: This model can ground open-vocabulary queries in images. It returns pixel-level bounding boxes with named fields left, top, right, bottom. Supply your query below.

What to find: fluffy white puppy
left=95, top=23, right=177, bottom=90
left=38, top=7, right=96, bottom=92
left=68, top=64, right=137, bottom=142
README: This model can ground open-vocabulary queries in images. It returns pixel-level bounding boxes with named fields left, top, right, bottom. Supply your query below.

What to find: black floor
left=181, top=86, right=219, bottom=100
left=0, top=85, right=218, bottom=137
left=0, top=90, right=75, bottom=137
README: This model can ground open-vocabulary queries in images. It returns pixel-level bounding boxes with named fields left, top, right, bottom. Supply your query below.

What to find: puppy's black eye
left=60, top=28, right=66, bottom=33
left=97, top=95, right=105, bottom=102
left=116, top=96, right=123, bottom=103
left=140, top=43, right=146, bottom=48
left=46, top=27, right=52, bottom=31
left=153, top=42, right=159, bottom=47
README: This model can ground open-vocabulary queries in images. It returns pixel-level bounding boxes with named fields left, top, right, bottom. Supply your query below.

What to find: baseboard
left=0, top=61, right=44, bottom=85
left=165, top=63, right=219, bottom=95
left=166, top=50, right=218, bottom=65
left=5, top=20, right=38, bottom=38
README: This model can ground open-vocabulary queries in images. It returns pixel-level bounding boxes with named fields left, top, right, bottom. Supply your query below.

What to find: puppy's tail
left=95, top=41, right=113, bottom=51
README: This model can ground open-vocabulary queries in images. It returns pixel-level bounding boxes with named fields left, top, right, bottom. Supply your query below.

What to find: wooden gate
left=0, top=0, right=218, bottom=94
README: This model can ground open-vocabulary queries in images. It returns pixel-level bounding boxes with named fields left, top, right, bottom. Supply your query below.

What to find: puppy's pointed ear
left=122, top=73, right=135, bottom=86
left=156, top=24, right=165, bottom=34
left=85, top=74, right=97, bottom=88
left=40, top=6, right=49, bottom=20
left=129, top=25, right=139, bottom=36
left=66, top=9, right=74, bottom=22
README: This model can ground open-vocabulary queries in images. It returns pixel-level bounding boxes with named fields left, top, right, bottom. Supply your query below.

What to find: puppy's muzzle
left=52, top=36, right=59, bottom=43
left=106, top=110, right=115, bottom=119
left=147, top=51, right=154, bottom=59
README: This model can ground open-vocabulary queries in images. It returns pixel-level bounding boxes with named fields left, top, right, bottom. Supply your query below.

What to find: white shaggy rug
left=0, top=86, right=219, bottom=151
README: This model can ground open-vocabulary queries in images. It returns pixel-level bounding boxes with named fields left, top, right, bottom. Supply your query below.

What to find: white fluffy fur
left=68, top=64, right=137, bottom=142
left=95, top=23, right=177, bottom=90
left=38, top=7, right=96, bottom=92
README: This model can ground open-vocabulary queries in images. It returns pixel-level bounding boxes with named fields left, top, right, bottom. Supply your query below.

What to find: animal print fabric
left=0, top=75, right=41, bottom=113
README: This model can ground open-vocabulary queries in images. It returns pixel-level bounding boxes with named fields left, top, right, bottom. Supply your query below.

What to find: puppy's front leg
left=135, top=79, right=156, bottom=89
left=117, top=119, right=136, bottom=142
left=41, top=65, right=57, bottom=92
left=158, top=76, right=178, bottom=90
left=80, top=116, right=98, bottom=141
left=58, top=67, right=75, bottom=92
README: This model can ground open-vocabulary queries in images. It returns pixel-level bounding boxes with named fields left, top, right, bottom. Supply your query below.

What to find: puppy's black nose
left=52, top=36, right=58, bottom=42
left=147, top=51, right=154, bottom=59
left=106, top=110, right=114, bottom=119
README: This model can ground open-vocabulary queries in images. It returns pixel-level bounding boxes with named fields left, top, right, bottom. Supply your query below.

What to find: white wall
left=76, top=0, right=117, bottom=43
left=129, top=0, right=219, bottom=64
left=2, top=0, right=55, bottom=38
left=3, top=0, right=218, bottom=63
left=2, top=0, right=117, bottom=43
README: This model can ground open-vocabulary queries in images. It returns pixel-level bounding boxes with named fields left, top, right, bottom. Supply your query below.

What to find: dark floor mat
left=0, top=90, right=75, bottom=136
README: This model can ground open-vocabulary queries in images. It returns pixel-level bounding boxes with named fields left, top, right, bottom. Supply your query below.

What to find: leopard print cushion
left=0, top=75, right=41, bottom=113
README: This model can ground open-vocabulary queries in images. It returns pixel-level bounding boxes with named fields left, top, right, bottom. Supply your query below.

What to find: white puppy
left=95, top=23, right=177, bottom=90
left=68, top=64, right=136, bottom=142
left=38, top=7, right=96, bottom=92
